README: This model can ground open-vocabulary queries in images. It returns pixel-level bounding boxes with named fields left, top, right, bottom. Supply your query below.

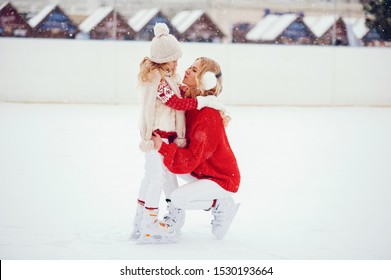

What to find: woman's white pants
left=171, top=174, right=232, bottom=210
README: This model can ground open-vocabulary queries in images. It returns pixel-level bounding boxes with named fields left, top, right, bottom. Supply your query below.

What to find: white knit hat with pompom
left=150, top=23, right=182, bottom=63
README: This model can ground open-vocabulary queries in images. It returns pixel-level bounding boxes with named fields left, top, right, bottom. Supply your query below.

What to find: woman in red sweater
left=152, top=57, right=241, bottom=239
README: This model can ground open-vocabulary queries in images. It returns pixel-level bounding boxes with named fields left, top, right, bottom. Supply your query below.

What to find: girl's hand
left=179, top=84, right=189, bottom=96
left=151, top=132, right=163, bottom=150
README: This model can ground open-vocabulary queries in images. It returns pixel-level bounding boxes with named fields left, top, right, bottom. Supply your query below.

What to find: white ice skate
left=137, top=208, right=178, bottom=244
left=211, top=197, right=240, bottom=240
left=130, top=202, right=144, bottom=240
left=164, top=199, right=185, bottom=233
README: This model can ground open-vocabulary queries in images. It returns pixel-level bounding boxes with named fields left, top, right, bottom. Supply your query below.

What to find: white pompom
left=154, top=23, right=169, bottom=38
left=202, top=71, right=217, bottom=90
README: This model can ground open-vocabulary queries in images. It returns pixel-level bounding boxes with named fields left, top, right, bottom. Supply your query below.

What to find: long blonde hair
left=137, top=57, right=175, bottom=85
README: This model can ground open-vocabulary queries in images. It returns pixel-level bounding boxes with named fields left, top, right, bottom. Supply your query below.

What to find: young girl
left=132, top=24, right=224, bottom=244
left=152, top=57, right=240, bottom=240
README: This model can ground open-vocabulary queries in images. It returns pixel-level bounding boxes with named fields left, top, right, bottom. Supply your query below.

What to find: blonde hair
left=184, top=57, right=230, bottom=126
left=137, top=57, right=175, bottom=85
left=184, top=57, right=223, bottom=98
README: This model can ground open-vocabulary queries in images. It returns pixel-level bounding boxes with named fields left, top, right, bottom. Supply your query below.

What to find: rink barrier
left=0, top=38, right=390, bottom=106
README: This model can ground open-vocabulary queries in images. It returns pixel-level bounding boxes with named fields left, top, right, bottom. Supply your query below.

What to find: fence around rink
left=0, top=38, right=390, bottom=106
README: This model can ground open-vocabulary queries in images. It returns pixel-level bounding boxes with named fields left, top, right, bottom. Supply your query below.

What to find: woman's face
left=183, top=59, right=201, bottom=87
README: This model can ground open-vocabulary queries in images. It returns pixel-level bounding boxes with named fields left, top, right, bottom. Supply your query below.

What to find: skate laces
left=142, top=218, right=175, bottom=238
left=211, top=208, right=225, bottom=226
left=147, top=210, right=171, bottom=229
left=164, top=200, right=184, bottom=226
left=158, top=220, right=170, bottom=229
left=212, top=199, right=233, bottom=225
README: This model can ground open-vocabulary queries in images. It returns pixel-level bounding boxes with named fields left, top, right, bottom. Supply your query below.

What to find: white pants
left=138, top=140, right=178, bottom=208
left=170, top=174, right=232, bottom=210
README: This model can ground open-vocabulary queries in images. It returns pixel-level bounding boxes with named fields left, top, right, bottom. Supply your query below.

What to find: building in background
left=28, top=4, right=79, bottom=38
left=128, top=8, right=180, bottom=41
left=78, top=6, right=135, bottom=40
left=344, top=17, right=385, bottom=46
left=5, top=0, right=365, bottom=41
left=171, top=10, right=224, bottom=43
left=246, top=13, right=315, bottom=45
left=1, top=0, right=388, bottom=47
left=231, top=22, right=254, bottom=43
left=304, top=15, right=349, bottom=46
left=0, top=1, right=32, bottom=37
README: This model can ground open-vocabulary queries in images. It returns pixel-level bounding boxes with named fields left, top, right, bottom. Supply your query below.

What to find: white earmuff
left=202, top=71, right=217, bottom=91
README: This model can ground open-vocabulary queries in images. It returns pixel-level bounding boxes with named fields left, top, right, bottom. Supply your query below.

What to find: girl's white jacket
left=138, top=71, right=186, bottom=152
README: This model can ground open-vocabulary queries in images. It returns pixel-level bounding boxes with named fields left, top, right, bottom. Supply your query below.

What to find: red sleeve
left=158, top=142, right=203, bottom=174
left=157, top=80, right=198, bottom=111
left=158, top=111, right=218, bottom=174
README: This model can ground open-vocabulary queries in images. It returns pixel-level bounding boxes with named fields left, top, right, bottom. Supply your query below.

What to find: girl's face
left=166, top=60, right=178, bottom=73
left=183, top=59, right=201, bottom=88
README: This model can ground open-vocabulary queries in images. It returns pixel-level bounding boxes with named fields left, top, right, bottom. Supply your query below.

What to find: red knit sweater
left=157, top=80, right=197, bottom=110
left=158, top=108, right=240, bottom=193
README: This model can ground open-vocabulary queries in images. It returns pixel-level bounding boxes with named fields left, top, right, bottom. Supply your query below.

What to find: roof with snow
left=0, top=1, right=11, bottom=11
left=128, top=8, right=159, bottom=32
left=171, top=10, right=204, bottom=33
left=303, top=15, right=337, bottom=37
left=344, top=17, right=369, bottom=39
left=28, top=3, right=57, bottom=28
left=79, top=6, right=113, bottom=33
left=246, top=14, right=298, bottom=41
left=0, top=1, right=33, bottom=37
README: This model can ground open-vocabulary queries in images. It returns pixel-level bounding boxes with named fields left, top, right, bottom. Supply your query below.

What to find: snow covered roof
left=171, top=10, right=204, bottom=33
left=0, top=1, right=11, bottom=11
left=79, top=6, right=113, bottom=33
left=246, top=14, right=298, bottom=41
left=303, top=15, right=337, bottom=37
left=28, top=3, right=57, bottom=28
left=246, top=15, right=280, bottom=41
left=128, top=8, right=159, bottom=32
left=344, top=17, right=368, bottom=39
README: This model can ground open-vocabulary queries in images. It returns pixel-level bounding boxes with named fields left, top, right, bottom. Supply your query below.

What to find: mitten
left=196, top=95, right=227, bottom=112
left=220, top=110, right=231, bottom=127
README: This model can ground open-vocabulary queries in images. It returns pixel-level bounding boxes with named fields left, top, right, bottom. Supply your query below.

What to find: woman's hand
left=151, top=132, right=163, bottom=150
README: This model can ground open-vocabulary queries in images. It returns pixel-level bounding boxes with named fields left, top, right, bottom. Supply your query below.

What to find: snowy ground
left=1, top=102, right=391, bottom=260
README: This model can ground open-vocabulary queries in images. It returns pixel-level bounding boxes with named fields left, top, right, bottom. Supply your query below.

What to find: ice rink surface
left=1, top=102, right=390, bottom=260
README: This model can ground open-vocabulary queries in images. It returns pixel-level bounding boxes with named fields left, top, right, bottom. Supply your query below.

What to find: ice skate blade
left=130, top=232, right=140, bottom=240
left=136, top=234, right=178, bottom=245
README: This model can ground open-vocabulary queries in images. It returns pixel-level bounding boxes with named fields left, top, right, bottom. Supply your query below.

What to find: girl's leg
left=142, top=138, right=173, bottom=208
left=136, top=151, right=160, bottom=205
left=132, top=150, right=176, bottom=243
left=163, top=168, right=179, bottom=199
left=142, top=150, right=165, bottom=208
left=131, top=151, right=159, bottom=239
